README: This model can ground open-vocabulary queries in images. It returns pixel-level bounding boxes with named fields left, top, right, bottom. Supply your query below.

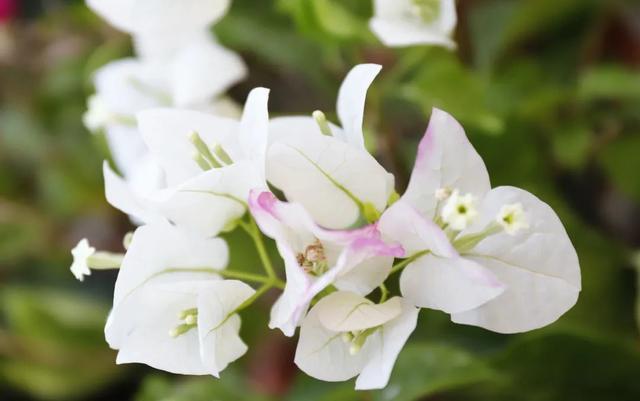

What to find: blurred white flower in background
left=370, top=0, right=457, bottom=48
left=83, top=0, right=245, bottom=204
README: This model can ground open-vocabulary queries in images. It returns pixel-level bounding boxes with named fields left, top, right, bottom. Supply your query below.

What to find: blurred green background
left=1, top=0, right=640, bottom=400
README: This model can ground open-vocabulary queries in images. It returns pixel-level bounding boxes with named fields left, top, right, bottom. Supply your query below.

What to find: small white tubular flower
left=86, top=0, right=230, bottom=36
left=249, top=190, right=403, bottom=337
left=105, top=220, right=245, bottom=376
left=389, top=109, right=581, bottom=333
left=496, top=203, right=529, bottom=235
left=370, top=0, right=457, bottom=49
left=70, top=239, right=95, bottom=281
left=83, top=95, right=113, bottom=132
left=104, top=88, right=270, bottom=237
left=440, top=190, right=478, bottom=231
left=378, top=201, right=504, bottom=314
left=267, top=64, right=395, bottom=229
left=294, top=291, right=418, bottom=390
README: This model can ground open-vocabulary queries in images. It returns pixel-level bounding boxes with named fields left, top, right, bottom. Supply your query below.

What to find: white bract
left=249, top=190, right=403, bottom=336
left=267, top=64, right=395, bottom=229
left=105, top=220, right=251, bottom=376
left=104, top=88, right=270, bottom=237
left=379, top=108, right=581, bottom=333
left=370, top=0, right=457, bottom=48
left=295, top=291, right=418, bottom=390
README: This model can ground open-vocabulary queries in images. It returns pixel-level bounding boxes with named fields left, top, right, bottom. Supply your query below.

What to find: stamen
left=189, top=131, right=222, bottom=168
left=169, top=323, right=196, bottom=338
left=312, top=110, right=333, bottom=136
left=343, top=327, right=378, bottom=356
left=193, top=151, right=212, bottom=171
left=297, top=239, right=328, bottom=276
left=213, top=144, right=233, bottom=165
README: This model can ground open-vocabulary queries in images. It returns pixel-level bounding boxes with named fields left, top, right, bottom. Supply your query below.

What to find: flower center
left=169, top=307, right=198, bottom=338
left=341, top=327, right=379, bottom=355
left=410, top=0, right=441, bottom=23
left=297, top=239, right=328, bottom=276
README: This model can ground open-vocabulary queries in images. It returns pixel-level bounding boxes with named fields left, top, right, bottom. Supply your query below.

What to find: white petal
left=93, top=59, right=167, bottom=115
left=137, top=108, right=237, bottom=186
left=355, top=299, right=419, bottom=390
left=294, top=299, right=369, bottom=382
left=111, top=281, right=212, bottom=375
left=171, top=38, right=246, bottom=107
left=333, top=255, right=394, bottom=295
left=111, top=220, right=228, bottom=309
left=401, top=108, right=490, bottom=219
left=87, top=0, right=230, bottom=34
left=236, top=87, right=270, bottom=175
left=316, top=292, right=402, bottom=332
left=400, top=254, right=504, bottom=314
left=198, top=280, right=255, bottom=377
left=451, top=186, right=581, bottom=333
left=378, top=200, right=456, bottom=257
left=151, top=162, right=261, bottom=237
left=103, top=161, right=161, bottom=225
left=267, top=127, right=393, bottom=229
left=336, top=64, right=381, bottom=149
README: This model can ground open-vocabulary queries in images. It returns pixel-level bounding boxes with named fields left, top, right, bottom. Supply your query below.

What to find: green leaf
left=579, top=65, right=640, bottom=102
left=135, top=373, right=271, bottom=401
left=372, top=343, right=497, bottom=401
left=599, top=133, right=640, bottom=202
left=488, top=333, right=640, bottom=401
left=401, top=51, right=504, bottom=135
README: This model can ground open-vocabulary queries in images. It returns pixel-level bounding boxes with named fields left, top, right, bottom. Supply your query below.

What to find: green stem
left=389, top=250, right=430, bottom=275
left=212, top=283, right=274, bottom=331
left=240, top=217, right=277, bottom=279
left=218, top=269, right=284, bottom=289
left=379, top=283, right=389, bottom=303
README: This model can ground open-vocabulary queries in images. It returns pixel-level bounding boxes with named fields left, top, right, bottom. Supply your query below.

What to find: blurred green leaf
left=488, top=332, right=640, bottom=401
left=579, top=66, right=640, bottom=102
left=599, top=133, right=640, bottom=201
left=400, top=51, right=504, bottom=135
left=0, top=287, right=123, bottom=400
left=135, top=373, right=270, bottom=401
left=372, top=343, right=497, bottom=401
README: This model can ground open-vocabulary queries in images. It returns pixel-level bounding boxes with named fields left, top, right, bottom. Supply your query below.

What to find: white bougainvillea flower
left=370, top=0, right=457, bottom=49
left=104, top=87, right=270, bottom=237
left=295, top=291, right=418, bottom=390
left=267, top=64, right=395, bottom=229
left=105, top=220, right=251, bottom=376
left=380, top=108, right=581, bottom=333
left=70, top=238, right=125, bottom=282
left=70, top=239, right=95, bottom=281
left=249, top=190, right=403, bottom=336
left=85, top=44, right=245, bottom=199
left=86, top=0, right=230, bottom=36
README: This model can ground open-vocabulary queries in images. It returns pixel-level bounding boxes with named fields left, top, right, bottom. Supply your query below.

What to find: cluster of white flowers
left=72, top=0, right=581, bottom=391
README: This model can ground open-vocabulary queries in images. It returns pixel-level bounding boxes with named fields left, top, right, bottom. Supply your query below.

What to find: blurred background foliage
left=1, top=0, right=639, bottom=400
